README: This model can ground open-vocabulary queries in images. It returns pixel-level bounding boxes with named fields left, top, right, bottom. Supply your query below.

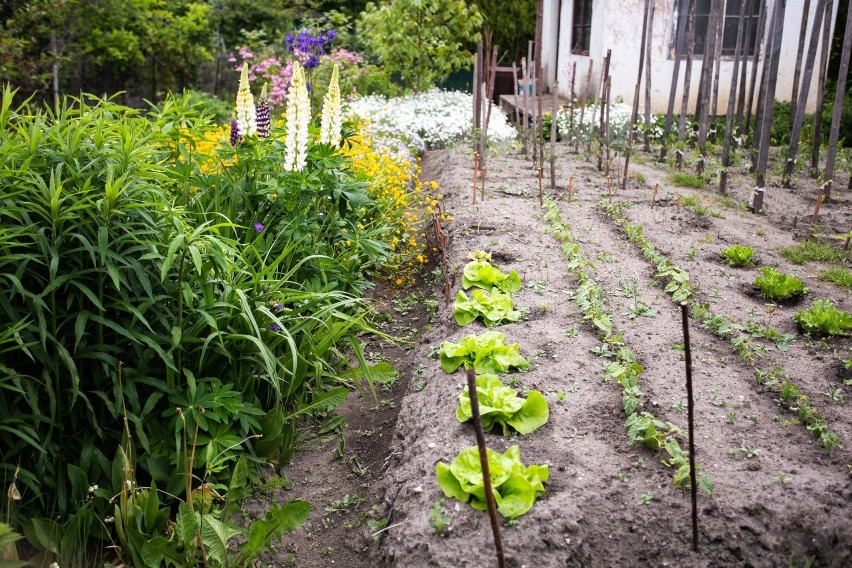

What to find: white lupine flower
left=283, top=62, right=310, bottom=172
left=320, top=64, right=342, bottom=145
left=346, top=89, right=516, bottom=150
left=235, top=63, right=257, bottom=137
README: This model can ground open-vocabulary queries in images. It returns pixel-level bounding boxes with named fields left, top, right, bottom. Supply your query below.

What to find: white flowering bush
left=348, top=89, right=517, bottom=151
left=556, top=102, right=679, bottom=146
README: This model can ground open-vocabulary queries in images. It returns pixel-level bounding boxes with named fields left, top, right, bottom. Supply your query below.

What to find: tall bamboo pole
left=743, top=0, right=766, bottom=141
left=783, top=0, right=828, bottom=187
left=660, top=0, right=692, bottom=161
left=735, top=0, right=756, bottom=131
left=643, top=2, right=656, bottom=152
left=755, top=0, right=787, bottom=190
left=678, top=0, right=698, bottom=143
left=709, top=1, right=726, bottom=126
left=790, top=0, right=814, bottom=130
left=596, top=49, right=612, bottom=171
left=811, top=0, right=835, bottom=176
left=719, top=0, right=749, bottom=195
left=823, top=0, right=852, bottom=201
left=623, top=0, right=652, bottom=190
left=697, top=0, right=724, bottom=153
left=752, top=0, right=780, bottom=171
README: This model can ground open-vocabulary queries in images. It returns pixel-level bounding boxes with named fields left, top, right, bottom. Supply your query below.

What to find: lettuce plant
left=753, top=267, right=807, bottom=302
left=794, top=299, right=852, bottom=336
left=436, top=445, right=549, bottom=520
left=462, top=260, right=521, bottom=294
left=456, top=374, right=549, bottom=435
left=453, top=288, right=522, bottom=327
left=720, top=245, right=755, bottom=267
left=439, top=331, right=528, bottom=374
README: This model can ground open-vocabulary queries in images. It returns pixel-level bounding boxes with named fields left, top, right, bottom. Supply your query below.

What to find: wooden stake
left=607, top=176, right=612, bottom=201
left=538, top=167, right=543, bottom=206
left=652, top=182, right=659, bottom=205
left=811, top=182, right=827, bottom=224
left=465, top=368, right=506, bottom=568
left=568, top=177, right=573, bottom=202
left=678, top=302, right=699, bottom=553
left=473, top=152, right=479, bottom=204
left=481, top=167, right=487, bottom=200
left=550, top=80, right=558, bottom=189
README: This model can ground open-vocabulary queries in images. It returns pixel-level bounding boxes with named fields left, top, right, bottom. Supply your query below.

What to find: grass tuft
left=818, top=267, right=852, bottom=289
left=780, top=241, right=847, bottom=265
left=668, top=172, right=705, bottom=189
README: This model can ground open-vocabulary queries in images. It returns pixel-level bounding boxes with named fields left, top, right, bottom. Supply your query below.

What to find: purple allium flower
left=268, top=324, right=282, bottom=331
left=255, top=222, right=264, bottom=233
left=304, top=54, right=320, bottom=69
left=273, top=303, right=283, bottom=311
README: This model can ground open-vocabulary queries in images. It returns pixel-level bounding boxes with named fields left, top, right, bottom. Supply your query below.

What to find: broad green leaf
left=240, top=500, right=310, bottom=559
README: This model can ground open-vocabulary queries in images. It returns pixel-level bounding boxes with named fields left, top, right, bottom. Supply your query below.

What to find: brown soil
left=259, top=141, right=852, bottom=568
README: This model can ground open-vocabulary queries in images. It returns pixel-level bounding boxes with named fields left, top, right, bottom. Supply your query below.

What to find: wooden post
left=679, top=302, right=699, bottom=553
left=643, top=1, right=656, bottom=152
left=538, top=167, right=543, bottom=206
left=660, top=0, right=691, bottom=161
left=783, top=0, right=828, bottom=188
left=709, top=0, right=726, bottom=126
left=823, top=0, right=852, bottom=201
left=550, top=81, right=559, bottom=189
left=810, top=0, right=834, bottom=176
left=749, top=187, right=765, bottom=213
left=735, top=0, right=757, bottom=131
left=568, top=177, right=573, bottom=201
left=596, top=49, right=612, bottom=170
left=720, top=0, right=749, bottom=195
left=575, top=60, right=593, bottom=154
left=465, top=369, right=506, bottom=568
left=473, top=152, right=479, bottom=204
left=522, top=57, right=530, bottom=157
left=652, top=182, right=659, bottom=205
left=755, top=0, right=787, bottom=189
left=696, top=0, right=723, bottom=151
left=568, top=62, right=576, bottom=147
left=535, top=1, right=546, bottom=172
left=678, top=0, right=698, bottom=143
left=811, top=182, right=827, bottom=223
left=743, top=0, right=767, bottom=141
left=789, top=0, right=814, bottom=130
left=512, top=61, right=521, bottom=126
left=623, top=0, right=652, bottom=190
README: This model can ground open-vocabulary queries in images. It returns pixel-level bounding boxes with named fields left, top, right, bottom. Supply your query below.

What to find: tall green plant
left=358, top=0, right=484, bottom=92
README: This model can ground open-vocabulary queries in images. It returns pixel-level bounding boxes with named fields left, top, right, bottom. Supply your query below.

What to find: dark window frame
left=571, top=0, right=593, bottom=55
left=673, top=0, right=763, bottom=59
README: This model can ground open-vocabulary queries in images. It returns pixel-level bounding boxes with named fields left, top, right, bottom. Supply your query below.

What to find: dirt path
left=371, top=142, right=851, bottom=567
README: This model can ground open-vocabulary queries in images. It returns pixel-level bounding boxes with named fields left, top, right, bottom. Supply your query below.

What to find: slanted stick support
left=465, top=368, right=506, bottom=568
left=679, top=301, right=699, bottom=553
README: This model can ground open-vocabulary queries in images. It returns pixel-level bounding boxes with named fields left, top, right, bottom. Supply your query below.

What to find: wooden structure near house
left=538, top=0, right=840, bottom=113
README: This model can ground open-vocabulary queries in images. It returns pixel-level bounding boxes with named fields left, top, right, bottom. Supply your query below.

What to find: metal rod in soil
left=679, top=301, right=699, bottom=553
left=465, top=368, right=506, bottom=568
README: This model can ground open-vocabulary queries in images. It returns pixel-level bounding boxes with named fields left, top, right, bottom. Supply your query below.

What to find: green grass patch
left=780, top=241, right=847, bottom=265
left=818, top=267, right=852, bottom=289
left=668, top=172, right=705, bottom=189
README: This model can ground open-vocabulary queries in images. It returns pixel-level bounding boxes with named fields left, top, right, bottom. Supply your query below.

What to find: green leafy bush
left=462, top=259, right=521, bottom=294
left=439, top=331, right=529, bottom=374
left=0, top=87, right=385, bottom=562
left=753, top=267, right=807, bottom=302
left=456, top=374, right=548, bottom=435
left=436, top=445, right=548, bottom=520
left=453, top=288, right=522, bottom=327
left=720, top=245, right=755, bottom=267
left=794, top=299, right=852, bottom=336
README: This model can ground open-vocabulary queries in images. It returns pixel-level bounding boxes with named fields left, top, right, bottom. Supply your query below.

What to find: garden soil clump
left=370, top=142, right=851, bottom=567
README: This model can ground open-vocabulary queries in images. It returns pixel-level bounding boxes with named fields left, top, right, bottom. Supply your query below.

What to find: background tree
left=358, top=0, right=484, bottom=92
left=476, top=0, right=537, bottom=63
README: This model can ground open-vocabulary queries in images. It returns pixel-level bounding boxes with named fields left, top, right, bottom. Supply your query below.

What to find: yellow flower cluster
left=176, top=123, right=236, bottom=175
left=342, top=121, right=446, bottom=284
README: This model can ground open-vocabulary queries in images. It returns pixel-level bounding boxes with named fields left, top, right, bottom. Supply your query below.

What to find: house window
left=572, top=0, right=593, bottom=55
left=675, top=0, right=762, bottom=57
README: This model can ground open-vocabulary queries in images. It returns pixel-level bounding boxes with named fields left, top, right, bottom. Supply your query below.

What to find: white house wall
left=543, top=0, right=838, bottom=115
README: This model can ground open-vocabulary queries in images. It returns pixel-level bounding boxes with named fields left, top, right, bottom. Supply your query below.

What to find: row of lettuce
left=0, top=77, right=510, bottom=565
